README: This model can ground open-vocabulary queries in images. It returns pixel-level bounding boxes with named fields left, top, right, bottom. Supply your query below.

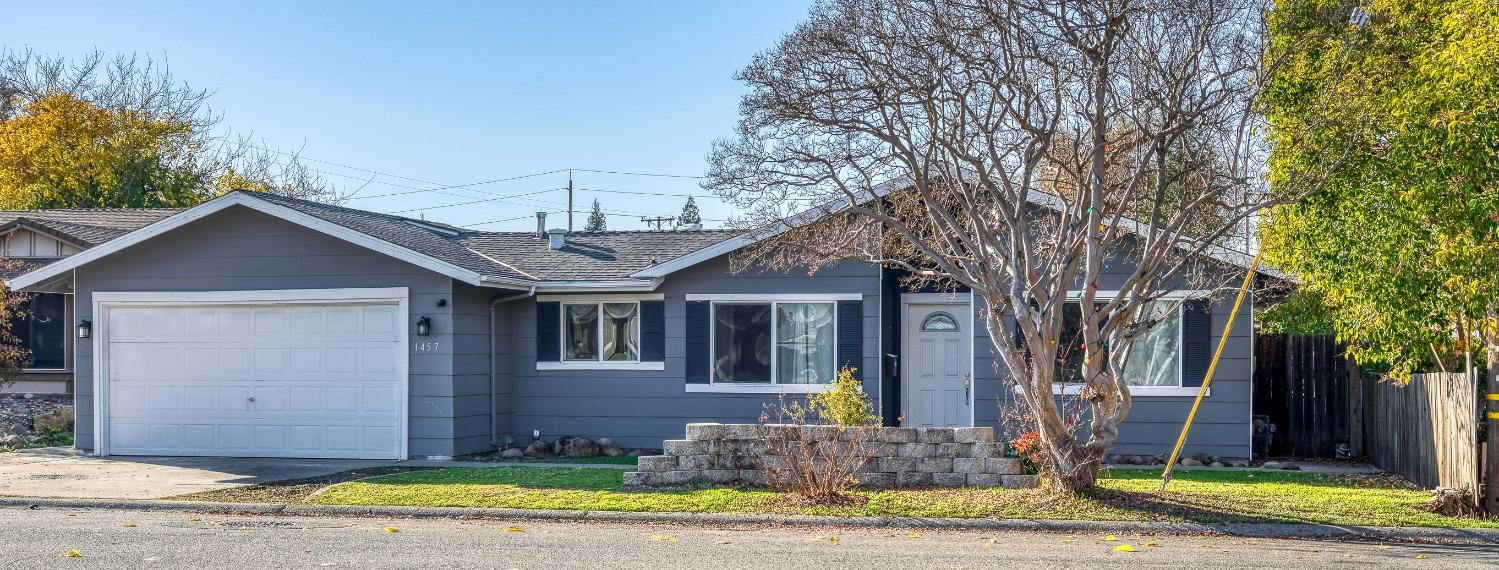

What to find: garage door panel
left=104, top=299, right=404, bottom=459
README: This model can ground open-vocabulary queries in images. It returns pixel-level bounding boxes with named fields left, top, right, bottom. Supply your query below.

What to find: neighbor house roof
left=0, top=208, right=183, bottom=246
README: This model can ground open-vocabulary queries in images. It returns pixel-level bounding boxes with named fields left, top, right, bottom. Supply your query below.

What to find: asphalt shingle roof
left=461, top=229, right=738, bottom=281
left=1, top=193, right=740, bottom=284
left=0, top=208, right=182, bottom=246
left=248, top=192, right=739, bottom=282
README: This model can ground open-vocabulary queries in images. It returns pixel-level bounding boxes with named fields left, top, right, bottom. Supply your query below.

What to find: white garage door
left=102, top=297, right=405, bottom=459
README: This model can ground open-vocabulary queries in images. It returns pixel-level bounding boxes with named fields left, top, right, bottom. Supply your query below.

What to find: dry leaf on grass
left=122, top=522, right=137, bottom=528
left=385, top=527, right=400, bottom=533
left=1113, top=544, right=1137, bottom=553
left=505, top=526, right=524, bottom=533
left=64, top=549, right=81, bottom=558
left=1144, top=540, right=1159, bottom=547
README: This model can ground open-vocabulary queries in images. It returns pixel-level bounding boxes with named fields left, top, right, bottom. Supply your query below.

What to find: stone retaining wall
left=625, top=423, right=1036, bottom=489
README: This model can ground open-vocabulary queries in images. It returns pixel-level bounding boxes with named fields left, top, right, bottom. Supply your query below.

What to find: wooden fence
left=1358, top=372, right=1480, bottom=492
left=1252, top=334, right=1351, bottom=458
left=1254, top=334, right=1481, bottom=493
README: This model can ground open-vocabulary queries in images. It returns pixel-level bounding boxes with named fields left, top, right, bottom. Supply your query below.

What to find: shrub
left=808, top=367, right=876, bottom=427
left=756, top=369, right=878, bottom=504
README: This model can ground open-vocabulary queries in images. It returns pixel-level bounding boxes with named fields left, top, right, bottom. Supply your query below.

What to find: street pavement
left=1, top=506, right=1496, bottom=569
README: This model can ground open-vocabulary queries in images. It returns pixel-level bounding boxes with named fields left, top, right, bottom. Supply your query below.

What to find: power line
left=570, top=168, right=703, bottom=179
left=387, top=187, right=568, bottom=214
left=577, top=187, right=718, bottom=198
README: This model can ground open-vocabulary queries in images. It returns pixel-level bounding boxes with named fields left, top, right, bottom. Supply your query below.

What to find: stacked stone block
left=624, top=423, right=1036, bottom=489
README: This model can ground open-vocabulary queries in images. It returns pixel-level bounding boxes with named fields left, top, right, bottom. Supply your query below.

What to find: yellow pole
left=1158, top=242, right=1266, bottom=493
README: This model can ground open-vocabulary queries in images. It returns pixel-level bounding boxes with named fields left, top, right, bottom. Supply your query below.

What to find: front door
left=901, top=302, right=972, bottom=427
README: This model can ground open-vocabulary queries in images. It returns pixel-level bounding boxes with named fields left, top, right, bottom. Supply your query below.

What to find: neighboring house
left=5, top=191, right=1263, bottom=461
left=0, top=209, right=182, bottom=394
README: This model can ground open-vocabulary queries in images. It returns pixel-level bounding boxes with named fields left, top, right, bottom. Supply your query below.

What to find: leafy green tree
left=584, top=199, right=607, bottom=231
left=676, top=196, right=701, bottom=226
left=1262, top=0, right=1499, bottom=380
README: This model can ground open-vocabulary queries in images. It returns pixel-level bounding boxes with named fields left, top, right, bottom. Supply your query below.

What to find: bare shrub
left=756, top=368, right=877, bottom=503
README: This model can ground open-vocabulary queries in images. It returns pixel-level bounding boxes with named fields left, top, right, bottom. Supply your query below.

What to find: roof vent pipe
left=535, top=212, right=548, bottom=238
left=547, top=228, right=567, bottom=250
left=685, top=223, right=702, bottom=231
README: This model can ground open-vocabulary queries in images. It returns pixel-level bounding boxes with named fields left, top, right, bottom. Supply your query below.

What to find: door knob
left=247, top=396, right=256, bottom=402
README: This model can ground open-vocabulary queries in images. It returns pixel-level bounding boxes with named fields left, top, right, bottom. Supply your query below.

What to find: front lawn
left=309, top=466, right=1498, bottom=529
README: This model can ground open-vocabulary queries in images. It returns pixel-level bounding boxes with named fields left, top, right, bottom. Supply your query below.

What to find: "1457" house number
left=412, top=341, right=441, bottom=352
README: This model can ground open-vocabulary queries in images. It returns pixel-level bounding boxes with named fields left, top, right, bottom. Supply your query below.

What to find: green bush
left=809, top=367, right=875, bottom=427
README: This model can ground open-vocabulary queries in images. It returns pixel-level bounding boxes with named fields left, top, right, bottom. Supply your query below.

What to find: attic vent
left=547, top=228, right=567, bottom=250
left=404, top=220, right=460, bottom=236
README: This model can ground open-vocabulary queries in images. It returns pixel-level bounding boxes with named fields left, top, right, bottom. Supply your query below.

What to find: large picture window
left=563, top=301, right=639, bottom=362
left=17, top=293, right=66, bottom=370
left=1056, top=298, right=1182, bottom=387
left=712, top=301, right=835, bottom=384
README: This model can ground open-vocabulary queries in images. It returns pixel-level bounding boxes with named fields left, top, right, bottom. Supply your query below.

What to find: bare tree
left=704, top=0, right=1348, bottom=491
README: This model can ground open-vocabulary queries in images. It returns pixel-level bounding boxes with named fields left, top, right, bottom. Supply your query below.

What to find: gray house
left=7, top=191, right=1258, bottom=461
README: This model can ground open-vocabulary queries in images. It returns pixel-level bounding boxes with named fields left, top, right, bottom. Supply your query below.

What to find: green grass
left=310, top=466, right=1498, bottom=528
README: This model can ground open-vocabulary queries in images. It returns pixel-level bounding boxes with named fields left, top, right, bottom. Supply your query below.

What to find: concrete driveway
left=0, top=447, right=397, bottom=499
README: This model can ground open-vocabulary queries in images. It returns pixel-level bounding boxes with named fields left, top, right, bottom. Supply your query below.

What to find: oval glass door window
left=920, top=312, right=959, bottom=331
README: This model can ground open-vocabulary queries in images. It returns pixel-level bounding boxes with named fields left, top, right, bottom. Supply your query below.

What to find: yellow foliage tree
left=0, top=93, right=210, bottom=209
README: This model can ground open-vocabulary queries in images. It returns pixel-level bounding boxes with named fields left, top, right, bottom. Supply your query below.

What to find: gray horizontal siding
left=971, top=263, right=1255, bottom=459
left=507, top=256, right=882, bottom=449
left=70, top=205, right=463, bottom=458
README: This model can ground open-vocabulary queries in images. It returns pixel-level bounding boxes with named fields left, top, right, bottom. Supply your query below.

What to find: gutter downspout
left=490, top=286, right=536, bottom=448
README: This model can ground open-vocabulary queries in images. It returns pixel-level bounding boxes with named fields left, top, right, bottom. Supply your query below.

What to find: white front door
left=100, top=291, right=407, bottom=459
left=902, top=302, right=971, bottom=427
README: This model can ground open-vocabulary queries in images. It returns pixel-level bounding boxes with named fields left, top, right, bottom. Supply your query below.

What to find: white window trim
left=685, top=293, right=861, bottom=301
left=560, top=300, right=641, bottom=364
left=699, top=299, right=840, bottom=390
left=1051, top=290, right=1196, bottom=395
left=1041, top=384, right=1209, bottom=398
left=538, top=361, right=665, bottom=371
left=687, top=383, right=836, bottom=394
left=538, top=293, right=664, bottom=302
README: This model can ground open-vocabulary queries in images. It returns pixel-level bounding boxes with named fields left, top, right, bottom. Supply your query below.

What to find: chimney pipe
left=547, top=228, right=567, bottom=250
left=535, top=212, right=547, bottom=238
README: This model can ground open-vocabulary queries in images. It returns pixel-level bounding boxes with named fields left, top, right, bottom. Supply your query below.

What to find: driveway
left=0, top=447, right=396, bottom=499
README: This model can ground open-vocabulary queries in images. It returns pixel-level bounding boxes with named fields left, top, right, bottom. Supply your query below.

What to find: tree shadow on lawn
left=1101, top=468, right=1405, bottom=491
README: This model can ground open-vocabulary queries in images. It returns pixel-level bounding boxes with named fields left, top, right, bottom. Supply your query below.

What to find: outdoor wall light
left=76, top=320, right=91, bottom=339
left=416, top=316, right=431, bottom=337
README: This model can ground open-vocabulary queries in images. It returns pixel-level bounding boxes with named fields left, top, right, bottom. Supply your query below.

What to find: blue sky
left=0, top=1, right=811, bottom=231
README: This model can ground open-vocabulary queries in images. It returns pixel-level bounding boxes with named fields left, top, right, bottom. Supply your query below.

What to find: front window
left=1056, top=299, right=1182, bottom=387
left=17, top=293, right=66, bottom=369
left=563, top=302, right=639, bottom=362
left=713, top=301, right=835, bottom=384
left=1120, top=300, right=1181, bottom=387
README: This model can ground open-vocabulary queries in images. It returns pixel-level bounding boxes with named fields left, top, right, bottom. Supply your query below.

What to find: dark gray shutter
left=535, top=301, right=560, bottom=362
left=685, top=300, right=710, bottom=383
left=836, top=299, right=863, bottom=376
left=639, top=300, right=665, bottom=362
left=1181, top=299, right=1213, bottom=387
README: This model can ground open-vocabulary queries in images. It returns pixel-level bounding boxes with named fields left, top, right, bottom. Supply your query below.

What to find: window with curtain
left=712, top=301, right=835, bottom=384
left=1121, top=300, right=1181, bottom=387
left=17, top=293, right=65, bottom=369
left=562, top=301, right=641, bottom=362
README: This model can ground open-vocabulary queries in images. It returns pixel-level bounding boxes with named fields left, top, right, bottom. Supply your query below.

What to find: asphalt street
left=1, top=506, right=1496, bottom=569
